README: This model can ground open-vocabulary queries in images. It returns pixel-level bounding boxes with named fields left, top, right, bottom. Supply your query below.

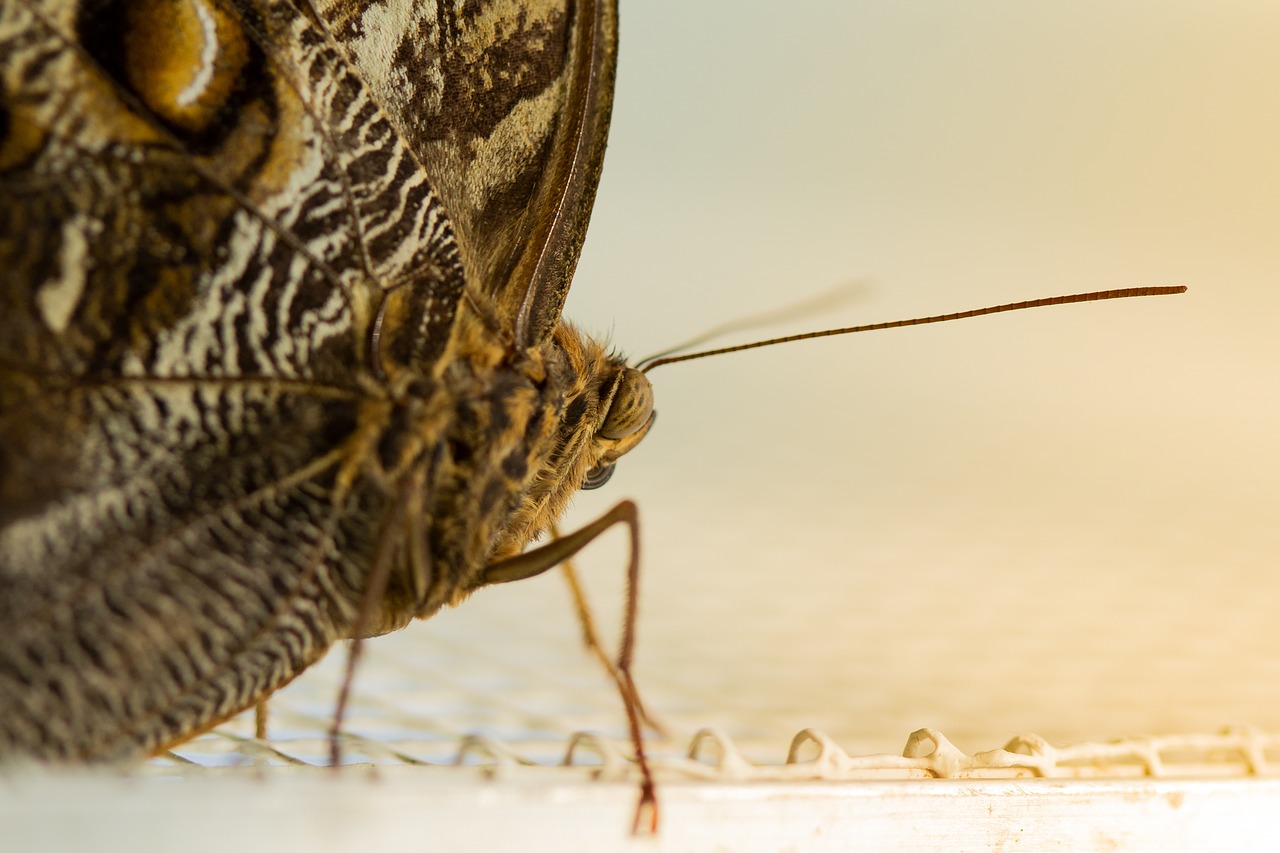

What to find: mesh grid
left=157, top=571, right=1280, bottom=784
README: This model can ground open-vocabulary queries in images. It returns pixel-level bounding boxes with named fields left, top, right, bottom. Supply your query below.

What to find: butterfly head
left=578, top=363, right=655, bottom=491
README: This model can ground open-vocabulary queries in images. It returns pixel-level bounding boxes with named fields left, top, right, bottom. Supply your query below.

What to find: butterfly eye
left=598, top=367, right=654, bottom=440
left=581, top=464, right=616, bottom=491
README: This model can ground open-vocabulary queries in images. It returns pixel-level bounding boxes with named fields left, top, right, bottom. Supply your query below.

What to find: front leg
left=482, top=500, right=658, bottom=834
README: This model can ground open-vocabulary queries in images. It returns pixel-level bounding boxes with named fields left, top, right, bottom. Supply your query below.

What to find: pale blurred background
left=233, top=0, right=1280, bottom=763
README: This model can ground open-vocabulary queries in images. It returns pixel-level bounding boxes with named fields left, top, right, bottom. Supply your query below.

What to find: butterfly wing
left=323, top=0, right=618, bottom=348
left=0, top=0, right=616, bottom=759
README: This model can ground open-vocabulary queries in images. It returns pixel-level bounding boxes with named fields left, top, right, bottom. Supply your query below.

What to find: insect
left=1, top=0, right=653, bottom=766
left=0, top=0, right=1185, bottom=833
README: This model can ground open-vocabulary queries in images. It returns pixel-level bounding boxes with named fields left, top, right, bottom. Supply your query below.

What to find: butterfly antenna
left=634, top=280, right=869, bottom=370
left=640, top=286, right=1186, bottom=373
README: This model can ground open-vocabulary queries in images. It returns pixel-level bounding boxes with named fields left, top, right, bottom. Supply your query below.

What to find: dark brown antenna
left=638, top=286, right=1186, bottom=373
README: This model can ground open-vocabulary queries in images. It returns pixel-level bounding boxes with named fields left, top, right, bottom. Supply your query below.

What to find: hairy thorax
left=345, top=309, right=650, bottom=638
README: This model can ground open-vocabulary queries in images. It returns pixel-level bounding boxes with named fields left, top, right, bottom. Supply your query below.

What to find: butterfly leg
left=483, top=500, right=658, bottom=834
left=329, top=464, right=431, bottom=767
left=254, top=701, right=269, bottom=740
left=552, top=523, right=667, bottom=738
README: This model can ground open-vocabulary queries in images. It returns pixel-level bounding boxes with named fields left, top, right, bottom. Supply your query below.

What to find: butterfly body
left=0, top=0, right=649, bottom=760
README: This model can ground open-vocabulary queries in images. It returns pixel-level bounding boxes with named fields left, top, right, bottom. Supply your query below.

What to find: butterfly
left=0, top=2, right=1192, bottom=838
left=0, top=0, right=659, bottom=786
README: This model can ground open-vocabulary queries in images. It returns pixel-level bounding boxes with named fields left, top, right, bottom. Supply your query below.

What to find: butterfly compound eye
left=598, top=367, right=653, bottom=440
